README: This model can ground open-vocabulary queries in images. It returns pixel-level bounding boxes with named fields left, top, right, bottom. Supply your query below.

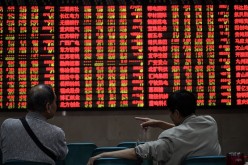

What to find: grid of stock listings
left=0, top=0, right=248, bottom=111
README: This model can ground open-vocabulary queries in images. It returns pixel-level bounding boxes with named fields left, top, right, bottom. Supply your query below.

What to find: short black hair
left=167, top=90, right=196, bottom=117
left=27, top=84, right=55, bottom=112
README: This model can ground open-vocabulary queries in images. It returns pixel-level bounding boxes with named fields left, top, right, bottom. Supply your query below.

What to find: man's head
left=27, top=84, right=57, bottom=119
left=167, top=90, right=196, bottom=125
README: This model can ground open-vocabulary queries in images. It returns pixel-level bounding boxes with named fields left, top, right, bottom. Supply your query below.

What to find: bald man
left=0, top=84, right=68, bottom=165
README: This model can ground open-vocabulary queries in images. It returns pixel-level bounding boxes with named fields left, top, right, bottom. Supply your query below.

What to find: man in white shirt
left=87, top=90, right=221, bottom=165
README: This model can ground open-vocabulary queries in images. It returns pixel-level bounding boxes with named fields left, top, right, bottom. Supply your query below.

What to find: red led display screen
left=0, top=0, right=248, bottom=111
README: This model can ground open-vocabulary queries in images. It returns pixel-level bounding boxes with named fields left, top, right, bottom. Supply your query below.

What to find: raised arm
left=135, top=117, right=175, bottom=130
left=87, top=148, right=137, bottom=165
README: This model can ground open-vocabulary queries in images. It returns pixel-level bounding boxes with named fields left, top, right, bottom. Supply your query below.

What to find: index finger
left=135, top=117, right=149, bottom=121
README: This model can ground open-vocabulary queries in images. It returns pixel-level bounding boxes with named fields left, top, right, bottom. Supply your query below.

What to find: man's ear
left=175, top=109, right=181, bottom=117
left=46, top=102, right=51, bottom=113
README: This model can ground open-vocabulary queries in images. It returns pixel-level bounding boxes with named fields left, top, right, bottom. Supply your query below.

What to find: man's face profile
left=46, top=92, right=57, bottom=119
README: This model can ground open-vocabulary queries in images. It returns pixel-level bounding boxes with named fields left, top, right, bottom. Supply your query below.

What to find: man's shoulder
left=26, top=115, right=63, bottom=131
left=49, top=123, right=64, bottom=133
left=34, top=119, right=63, bottom=132
left=194, top=115, right=217, bottom=123
left=2, top=118, right=20, bottom=125
left=159, top=115, right=217, bottom=139
left=1, top=118, right=21, bottom=130
left=43, top=123, right=66, bottom=141
left=42, top=121, right=65, bottom=136
left=24, top=116, right=65, bottom=137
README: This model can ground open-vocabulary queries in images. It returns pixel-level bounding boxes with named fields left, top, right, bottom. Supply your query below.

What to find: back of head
left=167, top=90, right=196, bottom=117
left=27, top=84, right=55, bottom=112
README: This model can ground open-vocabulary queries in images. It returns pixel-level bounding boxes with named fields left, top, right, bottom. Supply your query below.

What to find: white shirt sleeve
left=135, top=138, right=174, bottom=163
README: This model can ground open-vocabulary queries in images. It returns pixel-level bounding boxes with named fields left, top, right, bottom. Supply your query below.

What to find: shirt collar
left=181, top=114, right=196, bottom=124
left=26, top=111, right=47, bottom=121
